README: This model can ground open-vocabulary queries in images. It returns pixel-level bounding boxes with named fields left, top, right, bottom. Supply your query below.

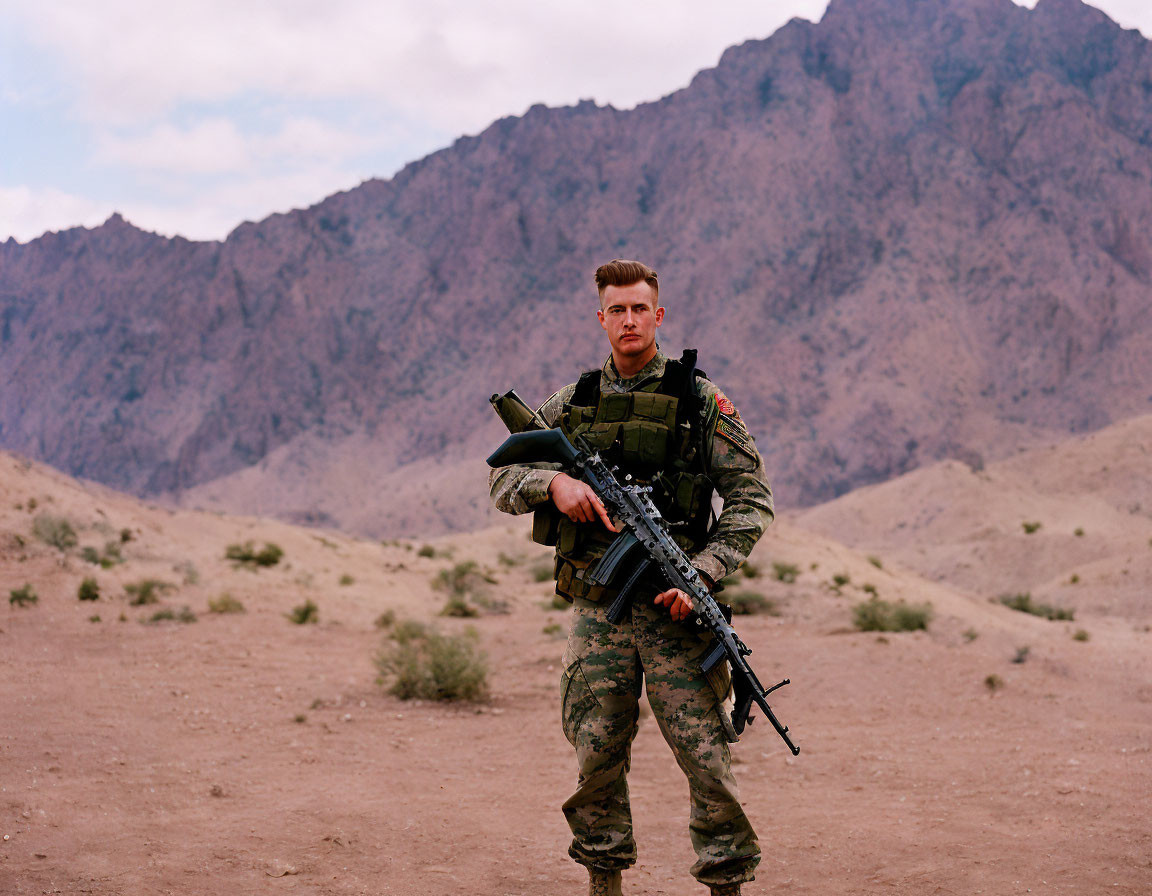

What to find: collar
left=602, top=348, right=667, bottom=393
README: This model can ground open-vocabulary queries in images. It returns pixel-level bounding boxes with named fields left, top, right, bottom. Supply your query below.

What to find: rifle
left=487, top=427, right=799, bottom=756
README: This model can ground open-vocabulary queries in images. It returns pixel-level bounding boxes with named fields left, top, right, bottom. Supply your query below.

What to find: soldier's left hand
left=654, top=587, right=694, bottom=622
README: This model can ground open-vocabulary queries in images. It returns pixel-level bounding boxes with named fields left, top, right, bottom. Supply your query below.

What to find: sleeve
left=690, top=379, right=775, bottom=585
left=487, top=385, right=574, bottom=515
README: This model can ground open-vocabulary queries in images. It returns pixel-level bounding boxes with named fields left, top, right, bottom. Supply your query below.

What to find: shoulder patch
left=715, top=392, right=735, bottom=415
left=715, top=414, right=755, bottom=456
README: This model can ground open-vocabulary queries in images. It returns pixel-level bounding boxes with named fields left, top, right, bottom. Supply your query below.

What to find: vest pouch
left=582, top=422, right=621, bottom=452
left=554, top=555, right=609, bottom=603
left=619, top=421, right=669, bottom=467
left=557, top=517, right=580, bottom=554
left=531, top=507, right=561, bottom=546
left=598, top=392, right=632, bottom=422
left=631, top=391, right=679, bottom=427
left=673, top=472, right=710, bottom=520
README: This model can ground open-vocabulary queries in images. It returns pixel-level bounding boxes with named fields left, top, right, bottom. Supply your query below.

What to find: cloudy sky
left=1, top=0, right=1148, bottom=244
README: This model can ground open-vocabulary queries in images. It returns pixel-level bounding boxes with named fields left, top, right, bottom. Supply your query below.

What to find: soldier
left=489, top=259, right=774, bottom=896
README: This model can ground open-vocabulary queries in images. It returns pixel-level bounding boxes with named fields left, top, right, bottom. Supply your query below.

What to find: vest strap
left=572, top=370, right=601, bottom=406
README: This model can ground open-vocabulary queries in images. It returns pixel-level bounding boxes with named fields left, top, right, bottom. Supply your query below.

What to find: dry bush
left=440, top=596, right=480, bottom=618
left=772, top=562, right=799, bottom=583
left=32, top=514, right=77, bottom=551
left=287, top=599, right=319, bottom=624
left=226, top=541, right=284, bottom=568
left=208, top=593, right=245, bottom=614
left=998, top=592, right=1074, bottom=621
left=77, top=577, right=100, bottom=602
left=853, top=597, right=932, bottom=632
left=9, top=584, right=38, bottom=607
left=125, top=579, right=175, bottom=606
left=376, top=622, right=488, bottom=702
left=725, top=590, right=778, bottom=616
left=147, top=606, right=197, bottom=624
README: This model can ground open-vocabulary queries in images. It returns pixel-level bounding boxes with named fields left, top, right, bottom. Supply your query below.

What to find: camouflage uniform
left=489, top=350, right=773, bottom=888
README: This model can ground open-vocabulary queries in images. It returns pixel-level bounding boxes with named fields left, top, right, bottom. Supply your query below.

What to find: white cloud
left=95, top=119, right=251, bottom=174
left=93, top=116, right=392, bottom=177
left=109, top=166, right=374, bottom=241
left=4, top=0, right=1150, bottom=243
left=0, top=186, right=116, bottom=242
left=4, top=0, right=831, bottom=131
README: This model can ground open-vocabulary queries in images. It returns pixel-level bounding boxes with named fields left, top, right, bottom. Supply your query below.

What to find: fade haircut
left=594, top=259, right=659, bottom=305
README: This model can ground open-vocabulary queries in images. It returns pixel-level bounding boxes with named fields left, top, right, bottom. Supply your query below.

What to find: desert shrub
left=433, top=561, right=493, bottom=599
left=1073, top=527, right=1085, bottom=537
left=208, top=593, right=245, bottom=614
left=772, top=562, right=799, bottom=583
left=542, top=622, right=564, bottom=637
left=88, top=614, right=101, bottom=623
left=998, top=592, right=1074, bottom=621
left=9, top=584, right=38, bottom=607
left=339, top=573, right=355, bottom=586
left=78, top=541, right=123, bottom=568
left=497, top=552, right=519, bottom=567
left=32, top=514, right=78, bottom=551
left=125, top=579, right=174, bottom=606
left=867, top=555, right=883, bottom=569
left=740, top=561, right=761, bottom=579
left=469, top=593, right=511, bottom=615
left=287, top=599, right=319, bottom=624
left=984, top=674, right=1004, bottom=692
left=547, top=595, right=569, bottom=611
left=120, top=528, right=134, bottom=543
left=175, top=561, right=199, bottom=585
left=440, top=596, right=480, bottom=618
left=1072, top=629, right=1090, bottom=642
left=963, top=628, right=979, bottom=642
left=1021, top=521, right=1042, bottom=534
left=226, top=541, right=283, bottom=567
left=78, top=577, right=100, bottom=601
left=416, top=545, right=437, bottom=558
left=1069, top=574, right=1080, bottom=585
left=391, top=619, right=429, bottom=644
left=831, top=572, right=850, bottom=589
left=725, top=590, right=778, bottom=616
left=148, top=605, right=197, bottom=624
left=1012, top=646, right=1031, bottom=664
left=853, top=597, right=933, bottom=632
left=862, top=583, right=878, bottom=596
left=376, top=623, right=488, bottom=701
left=374, top=609, right=396, bottom=629
left=532, top=563, right=554, bottom=583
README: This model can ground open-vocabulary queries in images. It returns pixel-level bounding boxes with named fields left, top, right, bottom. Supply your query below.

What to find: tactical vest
left=552, top=350, right=716, bottom=602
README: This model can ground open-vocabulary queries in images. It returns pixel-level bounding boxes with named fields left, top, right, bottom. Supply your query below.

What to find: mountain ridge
left=3, top=0, right=1152, bottom=536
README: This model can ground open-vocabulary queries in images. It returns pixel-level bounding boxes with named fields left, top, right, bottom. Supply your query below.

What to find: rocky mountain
left=3, top=0, right=1152, bottom=536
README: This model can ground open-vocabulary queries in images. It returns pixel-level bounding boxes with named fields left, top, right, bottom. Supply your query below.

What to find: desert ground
left=2, top=419, right=1151, bottom=895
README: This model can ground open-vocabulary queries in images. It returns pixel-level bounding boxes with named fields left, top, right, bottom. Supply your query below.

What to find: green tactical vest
left=551, top=352, right=715, bottom=603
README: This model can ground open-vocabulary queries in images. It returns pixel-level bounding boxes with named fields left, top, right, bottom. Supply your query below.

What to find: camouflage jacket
left=488, top=350, right=774, bottom=584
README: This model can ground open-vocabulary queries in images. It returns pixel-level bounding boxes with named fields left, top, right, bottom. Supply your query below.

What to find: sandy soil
left=1, top=439, right=1150, bottom=895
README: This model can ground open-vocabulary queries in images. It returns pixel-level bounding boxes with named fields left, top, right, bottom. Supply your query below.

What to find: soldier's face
left=597, top=282, right=664, bottom=359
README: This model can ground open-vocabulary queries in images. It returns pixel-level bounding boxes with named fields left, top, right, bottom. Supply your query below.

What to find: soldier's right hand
left=548, top=473, right=618, bottom=532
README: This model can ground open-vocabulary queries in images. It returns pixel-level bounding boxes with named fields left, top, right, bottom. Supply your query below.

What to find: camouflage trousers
left=560, top=595, right=760, bottom=887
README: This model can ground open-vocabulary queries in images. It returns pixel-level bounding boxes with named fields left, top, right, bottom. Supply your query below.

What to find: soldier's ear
left=654, top=306, right=665, bottom=326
